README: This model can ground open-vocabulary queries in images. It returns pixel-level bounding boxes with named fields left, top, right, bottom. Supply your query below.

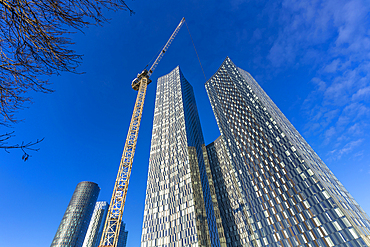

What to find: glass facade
left=141, top=66, right=224, bottom=247
left=207, top=136, right=255, bottom=247
left=82, top=201, right=128, bottom=247
left=82, top=201, right=109, bottom=247
left=117, top=222, right=129, bottom=247
left=51, top=181, right=100, bottom=247
left=205, top=57, right=370, bottom=247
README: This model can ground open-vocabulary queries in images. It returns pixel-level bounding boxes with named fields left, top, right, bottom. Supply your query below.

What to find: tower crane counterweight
left=99, top=17, right=185, bottom=247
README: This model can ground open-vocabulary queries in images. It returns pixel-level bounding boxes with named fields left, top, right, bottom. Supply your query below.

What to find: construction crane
left=99, top=17, right=186, bottom=247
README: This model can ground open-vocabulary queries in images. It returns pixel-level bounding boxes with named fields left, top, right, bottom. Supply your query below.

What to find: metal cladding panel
left=205, top=57, right=370, bottom=247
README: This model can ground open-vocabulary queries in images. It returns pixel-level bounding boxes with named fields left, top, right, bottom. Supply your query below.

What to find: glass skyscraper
left=51, top=181, right=100, bottom=247
left=205, top=57, right=370, bottom=247
left=82, top=201, right=128, bottom=247
left=82, top=201, right=109, bottom=247
left=141, top=66, right=225, bottom=247
left=117, top=222, right=129, bottom=247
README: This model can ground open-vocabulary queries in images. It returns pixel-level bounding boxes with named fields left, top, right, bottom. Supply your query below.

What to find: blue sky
left=1, top=0, right=370, bottom=246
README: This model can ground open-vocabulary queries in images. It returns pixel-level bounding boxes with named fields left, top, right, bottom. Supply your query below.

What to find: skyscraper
left=205, top=57, right=370, bottom=247
left=83, top=201, right=109, bottom=247
left=141, top=66, right=225, bottom=247
left=51, top=181, right=100, bottom=247
left=82, top=201, right=129, bottom=247
left=117, top=222, right=129, bottom=247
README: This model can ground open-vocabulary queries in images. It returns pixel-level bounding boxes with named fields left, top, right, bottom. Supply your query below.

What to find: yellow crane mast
left=99, top=17, right=185, bottom=247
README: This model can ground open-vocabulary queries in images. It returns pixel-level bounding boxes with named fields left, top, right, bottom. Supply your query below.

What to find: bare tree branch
left=0, top=0, right=133, bottom=125
left=0, top=0, right=133, bottom=158
left=0, top=131, right=44, bottom=161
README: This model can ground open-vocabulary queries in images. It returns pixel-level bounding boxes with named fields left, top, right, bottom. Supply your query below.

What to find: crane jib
left=98, top=17, right=185, bottom=247
left=131, top=17, right=185, bottom=90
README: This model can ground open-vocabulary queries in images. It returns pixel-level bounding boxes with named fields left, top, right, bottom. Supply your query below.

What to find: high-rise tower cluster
left=51, top=182, right=128, bottom=247
left=141, top=58, right=370, bottom=247
left=51, top=57, right=370, bottom=247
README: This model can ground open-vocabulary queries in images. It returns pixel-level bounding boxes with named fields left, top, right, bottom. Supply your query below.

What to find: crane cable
left=146, top=20, right=206, bottom=81
left=185, top=20, right=207, bottom=81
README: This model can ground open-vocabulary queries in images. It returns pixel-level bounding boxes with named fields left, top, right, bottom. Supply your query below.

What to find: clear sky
left=1, top=0, right=370, bottom=246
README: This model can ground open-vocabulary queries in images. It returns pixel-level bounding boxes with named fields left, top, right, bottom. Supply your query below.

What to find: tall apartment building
left=51, top=181, right=100, bottom=247
left=205, top=57, right=370, bottom=247
left=141, top=66, right=225, bottom=247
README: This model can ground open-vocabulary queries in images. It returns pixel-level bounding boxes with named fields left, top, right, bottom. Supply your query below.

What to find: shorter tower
left=51, top=181, right=100, bottom=247
left=206, top=137, right=248, bottom=247
left=82, top=201, right=129, bottom=247
left=117, top=223, right=129, bottom=247
left=83, top=201, right=109, bottom=247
